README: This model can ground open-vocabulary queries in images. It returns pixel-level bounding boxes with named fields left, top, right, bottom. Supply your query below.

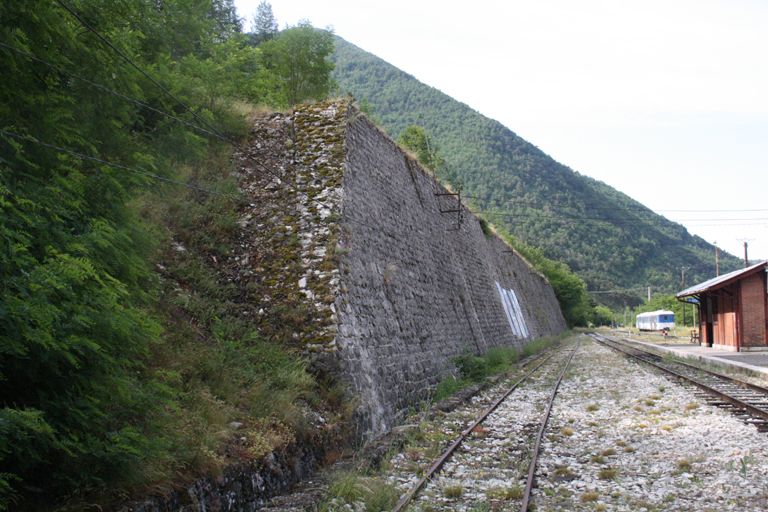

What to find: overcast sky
left=235, top=0, right=768, bottom=267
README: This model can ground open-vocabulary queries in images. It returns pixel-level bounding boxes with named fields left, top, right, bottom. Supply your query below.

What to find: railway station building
left=676, top=262, right=768, bottom=351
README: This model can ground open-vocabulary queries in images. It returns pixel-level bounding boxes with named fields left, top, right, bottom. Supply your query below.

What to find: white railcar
left=636, top=310, right=675, bottom=331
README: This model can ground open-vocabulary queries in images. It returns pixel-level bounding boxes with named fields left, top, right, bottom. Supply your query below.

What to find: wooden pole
left=715, top=241, right=720, bottom=276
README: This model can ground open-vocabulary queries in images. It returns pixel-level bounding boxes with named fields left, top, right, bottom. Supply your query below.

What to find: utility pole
left=737, top=238, right=754, bottom=268
left=714, top=241, right=720, bottom=276
left=678, top=266, right=690, bottom=326
left=647, top=287, right=651, bottom=301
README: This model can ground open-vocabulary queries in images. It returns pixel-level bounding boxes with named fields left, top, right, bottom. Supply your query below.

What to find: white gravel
left=383, top=335, right=768, bottom=511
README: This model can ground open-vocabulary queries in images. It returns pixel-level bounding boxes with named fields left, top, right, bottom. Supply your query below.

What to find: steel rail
left=589, top=333, right=768, bottom=423
left=519, top=341, right=581, bottom=512
left=614, top=337, right=768, bottom=396
left=389, top=345, right=567, bottom=512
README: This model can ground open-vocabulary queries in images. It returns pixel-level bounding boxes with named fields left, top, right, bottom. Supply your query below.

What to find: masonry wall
left=335, top=114, right=567, bottom=435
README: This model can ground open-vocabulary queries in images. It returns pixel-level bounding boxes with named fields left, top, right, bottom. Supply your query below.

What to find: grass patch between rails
left=444, top=483, right=465, bottom=499
left=435, top=332, right=573, bottom=401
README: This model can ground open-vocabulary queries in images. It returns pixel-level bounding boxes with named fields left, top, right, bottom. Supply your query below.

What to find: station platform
left=615, top=335, right=768, bottom=380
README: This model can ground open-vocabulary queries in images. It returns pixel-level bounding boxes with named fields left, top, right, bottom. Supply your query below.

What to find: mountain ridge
left=330, top=36, right=742, bottom=307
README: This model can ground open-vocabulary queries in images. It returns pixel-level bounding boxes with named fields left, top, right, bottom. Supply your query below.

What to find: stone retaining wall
left=335, top=110, right=567, bottom=435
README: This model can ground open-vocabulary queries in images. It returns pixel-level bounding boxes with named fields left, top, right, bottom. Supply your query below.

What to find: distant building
left=676, top=262, right=768, bottom=351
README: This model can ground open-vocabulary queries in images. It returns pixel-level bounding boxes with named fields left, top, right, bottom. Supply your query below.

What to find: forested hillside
left=332, top=37, right=742, bottom=307
left=0, top=1, right=340, bottom=509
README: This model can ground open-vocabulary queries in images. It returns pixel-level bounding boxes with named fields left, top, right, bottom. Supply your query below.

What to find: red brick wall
left=741, top=273, right=767, bottom=347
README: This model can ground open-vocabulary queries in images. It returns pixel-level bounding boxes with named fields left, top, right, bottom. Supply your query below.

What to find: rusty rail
left=589, top=333, right=768, bottom=423
left=519, top=341, right=581, bottom=512
left=389, top=347, right=565, bottom=512
left=616, top=336, right=768, bottom=397
left=390, top=341, right=580, bottom=512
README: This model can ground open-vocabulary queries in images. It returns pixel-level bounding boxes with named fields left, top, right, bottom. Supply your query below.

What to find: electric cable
left=53, top=0, right=288, bottom=184
left=52, top=0, right=381, bottom=231
left=480, top=210, right=768, bottom=225
left=0, top=129, right=250, bottom=204
left=464, top=195, right=768, bottom=213
left=0, top=41, right=222, bottom=141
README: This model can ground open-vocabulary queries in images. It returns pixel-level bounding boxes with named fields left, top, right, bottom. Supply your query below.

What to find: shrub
left=452, top=353, right=489, bottom=382
left=485, top=346, right=519, bottom=371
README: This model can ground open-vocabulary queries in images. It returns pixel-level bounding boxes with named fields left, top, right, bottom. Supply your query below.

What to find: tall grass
left=321, top=471, right=398, bottom=512
left=522, top=332, right=568, bottom=358
left=434, top=333, right=570, bottom=401
left=126, top=136, right=335, bottom=492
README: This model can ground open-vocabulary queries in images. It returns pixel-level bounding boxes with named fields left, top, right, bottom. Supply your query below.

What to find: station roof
left=676, top=261, right=768, bottom=299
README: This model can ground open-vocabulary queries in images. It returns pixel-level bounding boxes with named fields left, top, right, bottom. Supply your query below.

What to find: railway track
left=588, top=332, right=768, bottom=433
left=391, top=340, right=581, bottom=512
left=360, top=334, right=768, bottom=511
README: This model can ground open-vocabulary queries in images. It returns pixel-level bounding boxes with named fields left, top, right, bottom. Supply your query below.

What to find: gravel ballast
left=382, top=335, right=768, bottom=511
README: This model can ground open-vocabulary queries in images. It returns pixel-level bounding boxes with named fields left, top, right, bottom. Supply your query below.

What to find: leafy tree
left=208, top=0, right=243, bottom=37
left=398, top=125, right=445, bottom=171
left=259, top=20, right=337, bottom=107
left=0, top=0, right=286, bottom=506
left=249, top=0, right=279, bottom=46
left=0, top=0, right=177, bottom=501
left=593, top=305, right=614, bottom=326
left=357, top=97, right=380, bottom=125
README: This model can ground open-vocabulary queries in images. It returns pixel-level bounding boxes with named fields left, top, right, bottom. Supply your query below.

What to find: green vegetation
left=398, top=125, right=445, bottom=174
left=332, top=36, right=743, bottom=311
left=435, top=334, right=569, bottom=400
left=504, top=234, right=594, bottom=326
left=435, top=345, right=520, bottom=400
left=598, top=468, right=619, bottom=479
left=259, top=20, right=337, bottom=107
left=321, top=471, right=399, bottom=512
left=444, top=483, right=465, bottom=498
left=0, top=1, right=337, bottom=509
left=522, top=332, right=566, bottom=358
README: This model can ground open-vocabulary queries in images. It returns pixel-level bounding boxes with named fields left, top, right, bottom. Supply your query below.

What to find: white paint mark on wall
left=495, top=281, right=530, bottom=338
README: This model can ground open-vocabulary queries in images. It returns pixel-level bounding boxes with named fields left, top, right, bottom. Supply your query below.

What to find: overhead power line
left=3, top=8, right=385, bottom=232
left=587, top=287, right=647, bottom=294
left=52, top=0, right=377, bottom=229
left=464, top=195, right=768, bottom=213
left=53, top=0, right=286, bottom=185
left=0, top=41, right=221, bottom=141
left=481, top=210, right=768, bottom=225
left=54, top=0, right=218, bottom=140
left=0, top=129, right=249, bottom=204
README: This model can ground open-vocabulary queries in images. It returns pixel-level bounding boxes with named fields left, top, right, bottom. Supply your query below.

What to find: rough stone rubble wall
left=336, top=113, right=567, bottom=435
left=232, top=103, right=347, bottom=353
